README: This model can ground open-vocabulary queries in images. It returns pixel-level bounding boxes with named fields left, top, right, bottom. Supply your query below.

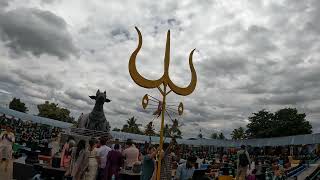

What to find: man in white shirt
left=175, top=156, right=197, bottom=180
left=96, top=137, right=111, bottom=180
left=122, top=139, right=139, bottom=168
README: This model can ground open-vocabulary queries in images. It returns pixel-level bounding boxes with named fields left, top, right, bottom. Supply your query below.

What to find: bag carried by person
left=239, top=152, right=249, bottom=167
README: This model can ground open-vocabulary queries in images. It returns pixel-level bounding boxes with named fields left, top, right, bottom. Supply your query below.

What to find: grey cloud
left=0, top=73, right=22, bottom=86
left=199, top=56, right=249, bottom=78
left=0, top=8, right=77, bottom=59
left=0, top=0, right=9, bottom=9
left=41, top=0, right=58, bottom=4
left=65, top=89, right=94, bottom=105
left=13, top=70, right=63, bottom=89
left=245, top=25, right=277, bottom=55
left=110, top=28, right=130, bottom=41
left=257, top=94, right=313, bottom=105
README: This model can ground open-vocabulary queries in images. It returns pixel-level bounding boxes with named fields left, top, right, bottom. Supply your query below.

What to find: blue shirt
left=175, top=163, right=195, bottom=180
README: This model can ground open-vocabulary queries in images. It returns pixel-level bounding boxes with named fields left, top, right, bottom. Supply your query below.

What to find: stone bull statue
left=77, top=89, right=111, bottom=132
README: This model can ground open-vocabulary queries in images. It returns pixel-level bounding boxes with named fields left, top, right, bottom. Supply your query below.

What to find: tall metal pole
left=156, top=85, right=166, bottom=179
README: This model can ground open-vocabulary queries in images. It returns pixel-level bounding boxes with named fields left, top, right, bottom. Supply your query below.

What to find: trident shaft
left=128, top=27, right=197, bottom=180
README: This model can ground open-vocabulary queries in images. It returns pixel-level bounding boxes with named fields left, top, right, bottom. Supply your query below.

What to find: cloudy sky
left=1, top=0, right=320, bottom=138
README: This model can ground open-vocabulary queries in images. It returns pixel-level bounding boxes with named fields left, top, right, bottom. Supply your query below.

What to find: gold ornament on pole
left=128, top=27, right=197, bottom=180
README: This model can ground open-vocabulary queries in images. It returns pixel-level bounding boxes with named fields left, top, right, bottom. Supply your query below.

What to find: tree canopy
left=112, top=127, right=121, bottom=132
left=37, top=101, right=75, bottom=123
left=218, top=132, right=225, bottom=139
left=9, top=97, right=28, bottom=113
left=121, top=116, right=142, bottom=134
left=246, top=108, right=312, bottom=138
left=144, top=122, right=156, bottom=136
left=210, top=132, right=218, bottom=139
left=211, top=132, right=225, bottom=139
left=231, top=127, right=246, bottom=140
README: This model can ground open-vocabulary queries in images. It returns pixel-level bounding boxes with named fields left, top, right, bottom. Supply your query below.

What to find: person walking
left=236, top=145, right=251, bottom=180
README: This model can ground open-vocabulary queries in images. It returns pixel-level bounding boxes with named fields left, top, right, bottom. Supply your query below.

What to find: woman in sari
left=66, top=140, right=89, bottom=180
left=85, top=139, right=98, bottom=180
left=61, top=136, right=75, bottom=170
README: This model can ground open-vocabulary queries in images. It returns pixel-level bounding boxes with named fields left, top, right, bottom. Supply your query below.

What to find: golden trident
left=129, top=27, right=197, bottom=179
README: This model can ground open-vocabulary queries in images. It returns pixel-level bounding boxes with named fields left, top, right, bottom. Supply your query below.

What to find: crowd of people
left=59, top=136, right=185, bottom=180
left=0, top=114, right=61, bottom=147
left=0, top=113, right=319, bottom=180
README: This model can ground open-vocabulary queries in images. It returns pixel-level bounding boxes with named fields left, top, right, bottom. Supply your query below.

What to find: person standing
left=160, top=142, right=174, bottom=180
left=66, top=140, right=89, bottom=180
left=236, top=145, right=251, bottom=180
left=122, top=139, right=139, bottom=168
left=105, top=144, right=123, bottom=180
left=141, top=146, right=158, bottom=180
left=111, top=139, right=122, bottom=152
left=61, top=136, right=76, bottom=169
left=85, top=139, right=98, bottom=180
left=49, top=134, right=60, bottom=158
left=0, top=126, right=15, bottom=180
left=175, top=156, right=197, bottom=180
left=97, top=137, right=111, bottom=180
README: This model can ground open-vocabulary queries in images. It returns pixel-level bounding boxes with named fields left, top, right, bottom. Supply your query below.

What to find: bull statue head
left=89, top=89, right=111, bottom=104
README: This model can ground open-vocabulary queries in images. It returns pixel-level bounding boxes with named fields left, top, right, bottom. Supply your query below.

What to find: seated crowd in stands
left=0, top=114, right=61, bottom=147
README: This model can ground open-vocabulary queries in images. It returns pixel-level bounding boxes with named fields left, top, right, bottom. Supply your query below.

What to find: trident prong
left=129, top=27, right=197, bottom=95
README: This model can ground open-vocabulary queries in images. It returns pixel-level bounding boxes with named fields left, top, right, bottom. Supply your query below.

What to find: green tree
left=210, top=132, right=218, bottom=139
left=246, top=109, right=274, bottom=138
left=246, top=108, right=312, bottom=138
left=121, top=116, right=142, bottom=134
left=37, top=101, right=74, bottom=123
left=272, top=108, right=312, bottom=137
left=231, top=127, right=246, bottom=140
left=144, top=122, right=156, bottom=136
left=218, top=132, right=225, bottom=139
left=9, top=97, right=28, bottom=113
left=112, top=127, right=121, bottom=132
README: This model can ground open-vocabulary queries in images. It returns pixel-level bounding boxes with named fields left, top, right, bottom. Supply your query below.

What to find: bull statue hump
left=77, top=89, right=111, bottom=132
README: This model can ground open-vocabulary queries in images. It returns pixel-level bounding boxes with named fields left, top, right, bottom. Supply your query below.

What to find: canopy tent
left=110, top=131, right=320, bottom=147
left=0, top=107, right=73, bottom=129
